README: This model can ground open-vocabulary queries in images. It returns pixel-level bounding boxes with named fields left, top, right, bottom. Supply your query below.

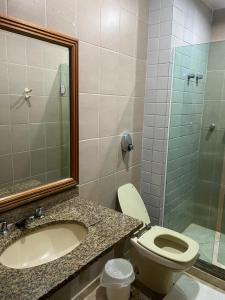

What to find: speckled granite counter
left=0, top=196, right=142, bottom=300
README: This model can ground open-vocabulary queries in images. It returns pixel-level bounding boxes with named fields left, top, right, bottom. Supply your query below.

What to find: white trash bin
left=100, top=258, right=135, bottom=300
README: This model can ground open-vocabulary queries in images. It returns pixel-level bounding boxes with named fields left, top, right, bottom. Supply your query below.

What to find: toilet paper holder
left=121, top=133, right=134, bottom=152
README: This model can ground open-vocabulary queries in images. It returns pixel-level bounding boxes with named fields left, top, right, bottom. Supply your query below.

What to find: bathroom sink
left=0, top=223, right=88, bottom=269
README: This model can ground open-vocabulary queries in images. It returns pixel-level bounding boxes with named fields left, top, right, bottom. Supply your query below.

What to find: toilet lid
left=117, top=183, right=150, bottom=225
left=137, top=226, right=199, bottom=263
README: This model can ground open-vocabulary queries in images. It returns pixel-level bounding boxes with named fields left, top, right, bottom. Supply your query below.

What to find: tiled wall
left=0, top=30, right=70, bottom=195
left=141, top=0, right=212, bottom=225
left=0, top=0, right=149, bottom=209
left=212, top=8, right=225, bottom=42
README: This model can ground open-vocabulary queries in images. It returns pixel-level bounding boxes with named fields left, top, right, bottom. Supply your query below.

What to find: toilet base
left=130, top=247, right=181, bottom=295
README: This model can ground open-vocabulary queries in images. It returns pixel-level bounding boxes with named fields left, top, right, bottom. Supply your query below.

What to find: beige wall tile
left=43, top=43, right=67, bottom=70
left=115, top=165, right=141, bottom=191
left=0, top=156, right=13, bottom=185
left=45, top=98, right=60, bottom=122
left=13, top=152, right=30, bottom=181
left=119, top=9, right=137, bottom=57
left=6, top=33, right=27, bottom=64
left=137, top=0, right=149, bottom=22
left=43, top=69, right=60, bottom=96
left=31, top=149, right=46, bottom=176
left=117, top=96, right=132, bottom=134
left=0, top=62, right=8, bottom=94
left=10, top=95, right=29, bottom=124
left=7, top=0, right=46, bottom=26
left=134, top=59, right=146, bottom=97
left=0, top=0, right=6, bottom=15
left=129, top=164, right=141, bottom=190
left=0, top=126, right=11, bottom=155
left=29, top=124, right=45, bottom=150
left=29, top=96, right=46, bottom=123
left=79, top=180, right=99, bottom=204
left=0, top=31, right=7, bottom=62
left=79, top=42, right=100, bottom=94
left=98, top=174, right=116, bottom=208
left=46, top=170, right=61, bottom=183
left=131, top=98, right=144, bottom=132
left=0, top=95, right=10, bottom=125
left=115, top=168, right=130, bottom=190
left=46, top=0, right=77, bottom=37
left=100, top=49, right=120, bottom=95
left=27, top=38, right=44, bottom=68
left=79, top=93, right=99, bottom=140
left=99, top=137, right=118, bottom=177
left=12, top=124, right=29, bottom=153
left=99, top=95, right=118, bottom=137
left=212, top=9, right=225, bottom=42
left=8, top=64, right=26, bottom=94
left=46, top=123, right=60, bottom=147
left=118, top=54, right=135, bottom=96
left=27, top=67, right=44, bottom=96
left=100, top=0, right=120, bottom=51
left=116, top=136, right=130, bottom=171
left=136, top=20, right=148, bottom=59
left=121, top=0, right=138, bottom=15
left=46, top=147, right=61, bottom=171
left=77, top=0, right=101, bottom=45
left=79, top=139, right=99, bottom=184
left=129, top=132, right=142, bottom=166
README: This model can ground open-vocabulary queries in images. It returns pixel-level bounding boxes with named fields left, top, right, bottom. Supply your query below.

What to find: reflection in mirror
left=0, top=29, right=70, bottom=198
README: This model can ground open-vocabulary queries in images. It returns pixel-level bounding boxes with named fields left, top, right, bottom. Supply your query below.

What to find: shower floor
left=183, top=223, right=225, bottom=269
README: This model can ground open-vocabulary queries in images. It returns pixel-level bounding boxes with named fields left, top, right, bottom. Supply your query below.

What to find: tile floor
left=183, top=223, right=225, bottom=269
left=85, top=274, right=225, bottom=300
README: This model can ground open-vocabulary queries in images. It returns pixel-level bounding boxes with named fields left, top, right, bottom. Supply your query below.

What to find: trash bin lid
left=100, top=258, right=135, bottom=287
left=105, top=259, right=133, bottom=280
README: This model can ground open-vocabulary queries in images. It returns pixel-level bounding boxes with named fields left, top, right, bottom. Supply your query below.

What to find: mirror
left=0, top=15, right=78, bottom=212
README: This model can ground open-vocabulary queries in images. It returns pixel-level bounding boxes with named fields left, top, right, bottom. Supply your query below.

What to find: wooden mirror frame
left=0, top=15, right=79, bottom=212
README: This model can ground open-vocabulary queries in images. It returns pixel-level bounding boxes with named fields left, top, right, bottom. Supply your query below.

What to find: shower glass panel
left=164, top=40, right=225, bottom=270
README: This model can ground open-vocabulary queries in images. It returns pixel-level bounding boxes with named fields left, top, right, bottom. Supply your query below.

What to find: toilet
left=117, top=183, right=199, bottom=295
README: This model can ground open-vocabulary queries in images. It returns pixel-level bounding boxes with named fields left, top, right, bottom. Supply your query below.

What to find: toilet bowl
left=117, top=183, right=199, bottom=295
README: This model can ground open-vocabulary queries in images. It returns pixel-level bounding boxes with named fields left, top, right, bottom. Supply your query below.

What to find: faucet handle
left=0, top=221, right=8, bottom=236
left=34, top=207, right=44, bottom=219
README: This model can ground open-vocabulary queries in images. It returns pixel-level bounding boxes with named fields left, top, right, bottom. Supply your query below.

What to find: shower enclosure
left=164, top=40, right=225, bottom=275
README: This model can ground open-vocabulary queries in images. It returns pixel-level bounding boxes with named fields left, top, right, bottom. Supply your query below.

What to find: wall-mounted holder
left=121, top=133, right=134, bottom=152
left=187, top=73, right=195, bottom=85
left=24, top=87, right=32, bottom=100
left=196, top=73, right=203, bottom=85
left=209, top=123, right=216, bottom=131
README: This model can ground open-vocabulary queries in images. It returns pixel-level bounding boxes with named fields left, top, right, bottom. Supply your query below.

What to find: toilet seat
left=136, top=226, right=199, bottom=263
left=117, top=183, right=199, bottom=267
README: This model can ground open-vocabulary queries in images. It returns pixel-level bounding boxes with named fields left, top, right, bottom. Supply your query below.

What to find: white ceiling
left=202, top=0, right=225, bottom=10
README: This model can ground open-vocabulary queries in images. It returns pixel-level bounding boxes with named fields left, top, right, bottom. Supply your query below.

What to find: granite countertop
left=0, top=196, right=142, bottom=300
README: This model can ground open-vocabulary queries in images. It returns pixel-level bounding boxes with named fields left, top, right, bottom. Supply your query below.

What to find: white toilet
left=117, top=183, right=199, bottom=295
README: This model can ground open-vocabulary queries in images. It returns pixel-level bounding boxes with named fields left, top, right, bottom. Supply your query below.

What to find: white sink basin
left=0, top=223, right=88, bottom=269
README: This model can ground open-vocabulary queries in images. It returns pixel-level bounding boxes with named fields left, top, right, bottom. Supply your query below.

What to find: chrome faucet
left=0, top=207, right=45, bottom=234
left=15, top=215, right=35, bottom=229
left=0, top=221, right=9, bottom=236
left=15, top=207, right=44, bottom=229
left=34, top=207, right=44, bottom=219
